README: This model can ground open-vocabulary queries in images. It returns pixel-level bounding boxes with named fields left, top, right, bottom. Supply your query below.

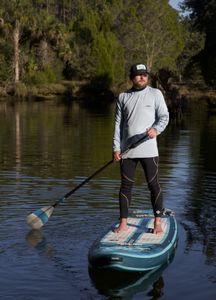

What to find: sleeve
left=112, top=96, right=123, bottom=152
left=152, top=89, right=169, bottom=134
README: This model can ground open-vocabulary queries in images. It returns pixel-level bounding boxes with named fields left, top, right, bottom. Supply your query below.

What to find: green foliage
left=83, top=73, right=113, bottom=96
left=91, top=31, right=125, bottom=84
left=113, top=0, right=185, bottom=74
left=14, top=82, right=28, bottom=98
left=176, top=20, right=205, bottom=81
left=0, top=38, right=13, bottom=81
left=0, top=0, right=188, bottom=88
left=182, top=0, right=216, bottom=32
left=26, top=65, right=57, bottom=84
left=66, top=2, right=125, bottom=84
left=182, top=0, right=216, bottom=86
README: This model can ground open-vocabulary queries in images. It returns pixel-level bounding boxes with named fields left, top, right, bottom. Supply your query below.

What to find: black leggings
left=119, top=157, right=163, bottom=218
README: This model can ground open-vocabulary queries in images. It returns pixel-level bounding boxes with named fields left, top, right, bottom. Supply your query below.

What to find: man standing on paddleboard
left=113, top=63, right=169, bottom=234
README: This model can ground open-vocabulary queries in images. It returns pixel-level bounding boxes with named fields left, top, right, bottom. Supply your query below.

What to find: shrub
left=25, top=66, right=57, bottom=84
left=14, top=82, right=28, bottom=98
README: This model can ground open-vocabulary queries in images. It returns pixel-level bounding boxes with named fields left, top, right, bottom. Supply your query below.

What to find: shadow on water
left=89, top=252, right=176, bottom=299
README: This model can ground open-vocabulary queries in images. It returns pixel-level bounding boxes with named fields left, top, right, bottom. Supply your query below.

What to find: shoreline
left=1, top=81, right=216, bottom=104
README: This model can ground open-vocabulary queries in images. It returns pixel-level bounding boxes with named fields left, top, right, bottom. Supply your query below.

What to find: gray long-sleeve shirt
left=113, top=86, right=169, bottom=158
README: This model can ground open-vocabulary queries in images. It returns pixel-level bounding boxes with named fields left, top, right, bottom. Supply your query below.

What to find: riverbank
left=174, top=82, right=216, bottom=100
left=1, top=80, right=216, bottom=104
left=0, top=80, right=116, bottom=102
left=0, top=81, right=86, bottom=101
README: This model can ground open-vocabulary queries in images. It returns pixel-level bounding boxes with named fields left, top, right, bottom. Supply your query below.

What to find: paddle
left=26, top=132, right=149, bottom=229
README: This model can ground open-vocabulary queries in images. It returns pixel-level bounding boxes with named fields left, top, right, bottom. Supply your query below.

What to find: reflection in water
left=181, top=111, right=216, bottom=268
left=89, top=262, right=169, bottom=299
left=15, top=111, right=21, bottom=172
left=0, top=99, right=216, bottom=299
left=26, top=229, right=53, bottom=258
left=148, top=276, right=164, bottom=299
left=89, top=251, right=175, bottom=299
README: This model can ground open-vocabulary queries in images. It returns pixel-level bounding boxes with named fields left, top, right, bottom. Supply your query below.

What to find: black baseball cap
left=130, top=64, right=149, bottom=79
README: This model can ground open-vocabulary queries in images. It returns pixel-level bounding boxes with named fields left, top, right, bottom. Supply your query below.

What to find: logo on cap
left=136, top=64, right=147, bottom=71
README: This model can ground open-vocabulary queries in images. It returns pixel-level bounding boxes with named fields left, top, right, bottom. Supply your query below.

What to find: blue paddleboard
left=88, top=209, right=178, bottom=272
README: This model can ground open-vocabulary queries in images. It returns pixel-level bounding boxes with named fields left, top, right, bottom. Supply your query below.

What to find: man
left=113, top=63, right=169, bottom=234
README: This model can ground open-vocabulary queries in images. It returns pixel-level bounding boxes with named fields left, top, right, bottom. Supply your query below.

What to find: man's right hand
left=113, top=151, right=121, bottom=161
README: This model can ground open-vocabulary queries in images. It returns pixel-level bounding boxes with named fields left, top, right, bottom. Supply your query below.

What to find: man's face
left=132, top=73, right=148, bottom=89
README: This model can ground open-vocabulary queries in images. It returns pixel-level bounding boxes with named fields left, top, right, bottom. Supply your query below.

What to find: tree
left=0, top=0, right=187, bottom=88
left=26, top=11, right=66, bottom=70
left=0, top=0, right=34, bottom=83
left=176, top=19, right=205, bottom=82
left=182, top=0, right=216, bottom=86
left=65, top=1, right=125, bottom=85
left=114, top=0, right=185, bottom=73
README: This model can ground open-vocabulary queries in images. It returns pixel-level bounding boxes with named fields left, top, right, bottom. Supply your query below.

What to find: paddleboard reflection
left=89, top=253, right=175, bottom=299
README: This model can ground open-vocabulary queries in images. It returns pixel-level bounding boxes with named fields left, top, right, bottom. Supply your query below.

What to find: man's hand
left=147, top=128, right=157, bottom=139
left=113, top=151, right=121, bottom=161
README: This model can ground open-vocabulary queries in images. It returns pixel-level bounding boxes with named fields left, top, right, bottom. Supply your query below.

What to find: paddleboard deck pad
left=88, top=209, right=177, bottom=272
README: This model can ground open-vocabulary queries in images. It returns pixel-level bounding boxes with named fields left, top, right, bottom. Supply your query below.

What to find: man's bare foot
left=113, top=218, right=128, bottom=233
left=153, top=217, right=163, bottom=234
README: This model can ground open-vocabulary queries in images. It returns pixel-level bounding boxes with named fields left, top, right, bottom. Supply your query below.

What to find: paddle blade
left=26, top=206, right=54, bottom=229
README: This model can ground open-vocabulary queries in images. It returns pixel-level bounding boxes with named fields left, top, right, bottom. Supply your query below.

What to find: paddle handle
left=54, top=133, right=149, bottom=207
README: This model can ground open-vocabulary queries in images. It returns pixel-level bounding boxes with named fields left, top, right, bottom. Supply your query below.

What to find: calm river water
left=0, top=98, right=215, bottom=300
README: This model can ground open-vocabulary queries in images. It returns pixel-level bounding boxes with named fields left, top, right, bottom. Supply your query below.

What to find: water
left=0, top=99, right=215, bottom=299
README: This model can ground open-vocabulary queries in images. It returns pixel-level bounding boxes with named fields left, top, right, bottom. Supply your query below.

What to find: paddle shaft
left=26, top=133, right=150, bottom=229
left=53, top=133, right=149, bottom=207
left=53, top=159, right=113, bottom=207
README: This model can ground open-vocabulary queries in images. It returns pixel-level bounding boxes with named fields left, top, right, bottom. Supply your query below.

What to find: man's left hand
left=147, top=128, right=157, bottom=138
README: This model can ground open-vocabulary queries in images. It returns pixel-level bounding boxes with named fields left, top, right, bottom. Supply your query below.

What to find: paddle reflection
left=25, top=229, right=53, bottom=258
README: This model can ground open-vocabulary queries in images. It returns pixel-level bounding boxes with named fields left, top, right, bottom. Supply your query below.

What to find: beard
left=133, top=80, right=147, bottom=89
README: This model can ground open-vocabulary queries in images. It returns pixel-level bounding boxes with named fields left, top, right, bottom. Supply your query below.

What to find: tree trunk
left=46, top=0, right=49, bottom=13
left=13, top=20, right=20, bottom=83
left=38, top=38, right=48, bottom=70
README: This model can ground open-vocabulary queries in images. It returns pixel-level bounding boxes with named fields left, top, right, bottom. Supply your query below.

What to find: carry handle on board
left=26, top=132, right=149, bottom=229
